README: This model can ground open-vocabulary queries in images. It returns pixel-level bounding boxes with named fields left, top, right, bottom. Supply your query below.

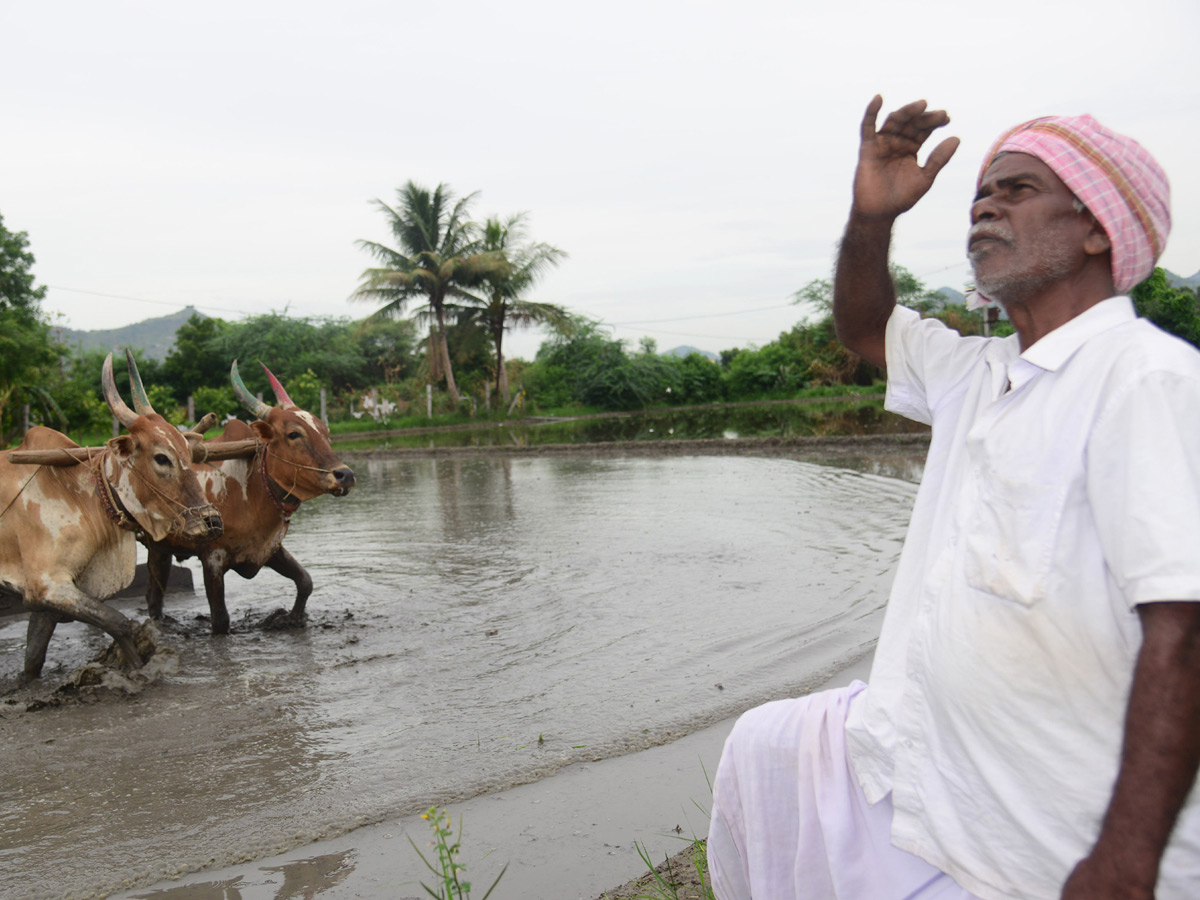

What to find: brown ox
left=143, top=361, right=355, bottom=634
left=0, top=352, right=222, bottom=679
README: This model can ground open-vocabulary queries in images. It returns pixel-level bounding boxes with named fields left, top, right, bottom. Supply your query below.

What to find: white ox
left=0, top=351, right=222, bottom=679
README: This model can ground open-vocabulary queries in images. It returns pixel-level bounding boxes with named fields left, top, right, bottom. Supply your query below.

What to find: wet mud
left=0, top=447, right=922, bottom=899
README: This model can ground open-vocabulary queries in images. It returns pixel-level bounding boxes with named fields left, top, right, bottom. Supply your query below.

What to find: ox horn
left=125, top=348, right=156, bottom=416
left=259, top=362, right=296, bottom=409
left=230, top=360, right=272, bottom=419
left=102, top=353, right=139, bottom=428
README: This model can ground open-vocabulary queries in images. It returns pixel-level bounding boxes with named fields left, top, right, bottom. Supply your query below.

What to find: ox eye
left=288, top=431, right=302, bottom=441
left=154, top=453, right=171, bottom=467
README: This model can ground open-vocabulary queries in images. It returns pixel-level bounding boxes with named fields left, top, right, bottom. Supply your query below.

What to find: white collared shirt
left=845, top=297, right=1200, bottom=900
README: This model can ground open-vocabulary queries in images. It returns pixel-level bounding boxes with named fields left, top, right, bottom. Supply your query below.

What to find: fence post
left=320, top=388, right=327, bottom=424
left=426, top=384, right=433, bottom=419
left=187, top=395, right=195, bottom=423
left=506, top=383, right=524, bottom=416
left=484, top=383, right=491, bottom=413
left=22, top=403, right=30, bottom=435
left=112, top=414, right=120, bottom=438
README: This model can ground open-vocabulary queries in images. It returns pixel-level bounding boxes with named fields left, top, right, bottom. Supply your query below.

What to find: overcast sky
left=4, top=0, right=1197, bottom=362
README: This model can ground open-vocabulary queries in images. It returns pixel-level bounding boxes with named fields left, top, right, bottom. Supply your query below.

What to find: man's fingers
left=923, top=136, right=960, bottom=179
left=877, top=99, right=930, bottom=136
left=860, top=94, right=884, bottom=142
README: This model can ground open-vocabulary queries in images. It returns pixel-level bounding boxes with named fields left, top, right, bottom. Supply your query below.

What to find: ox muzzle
left=330, top=466, right=356, bottom=497
left=180, top=503, right=224, bottom=541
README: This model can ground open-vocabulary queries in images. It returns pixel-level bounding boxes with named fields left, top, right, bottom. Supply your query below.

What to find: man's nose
left=970, top=195, right=999, bottom=225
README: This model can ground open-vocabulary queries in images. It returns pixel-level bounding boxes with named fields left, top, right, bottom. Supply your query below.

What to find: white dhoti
left=708, top=683, right=980, bottom=900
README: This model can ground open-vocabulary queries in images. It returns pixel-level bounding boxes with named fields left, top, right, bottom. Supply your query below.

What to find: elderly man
left=707, top=98, right=1200, bottom=900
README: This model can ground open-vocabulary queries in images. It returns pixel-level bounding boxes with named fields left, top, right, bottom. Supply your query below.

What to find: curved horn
left=125, top=348, right=155, bottom=416
left=102, top=353, right=138, bottom=428
left=230, top=360, right=272, bottom=419
left=259, top=362, right=296, bottom=409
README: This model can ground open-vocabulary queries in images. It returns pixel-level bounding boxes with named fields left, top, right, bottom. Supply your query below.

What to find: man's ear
left=1083, top=216, right=1111, bottom=258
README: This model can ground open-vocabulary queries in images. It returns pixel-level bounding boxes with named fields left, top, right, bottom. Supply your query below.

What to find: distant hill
left=54, top=306, right=206, bottom=361
left=934, top=286, right=965, bottom=306
left=664, top=345, right=719, bottom=362
left=1165, top=268, right=1200, bottom=292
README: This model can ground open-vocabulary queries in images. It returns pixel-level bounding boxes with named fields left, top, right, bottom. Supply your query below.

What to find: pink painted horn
left=259, top=362, right=295, bottom=409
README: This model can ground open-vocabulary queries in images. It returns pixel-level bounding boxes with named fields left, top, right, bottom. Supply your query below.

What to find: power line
left=47, top=285, right=255, bottom=318
left=609, top=302, right=795, bottom=326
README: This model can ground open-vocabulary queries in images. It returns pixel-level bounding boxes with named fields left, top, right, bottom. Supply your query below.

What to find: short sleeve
left=1088, top=364, right=1200, bottom=606
left=884, top=305, right=990, bottom=426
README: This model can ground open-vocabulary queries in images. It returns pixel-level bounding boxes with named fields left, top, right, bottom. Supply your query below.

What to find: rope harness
left=256, top=445, right=346, bottom=523
left=0, top=467, right=44, bottom=525
left=259, top=445, right=303, bottom=523
left=91, top=451, right=144, bottom=537
left=91, top=439, right=217, bottom=538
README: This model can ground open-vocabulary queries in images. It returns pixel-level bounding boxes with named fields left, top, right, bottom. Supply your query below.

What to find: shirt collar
left=1020, top=296, right=1135, bottom=372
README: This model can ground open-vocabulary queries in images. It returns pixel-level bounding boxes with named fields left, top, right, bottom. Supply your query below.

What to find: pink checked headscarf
left=976, top=114, right=1171, bottom=295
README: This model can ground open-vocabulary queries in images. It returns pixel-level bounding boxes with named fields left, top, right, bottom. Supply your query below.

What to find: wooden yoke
left=8, top=439, right=260, bottom=467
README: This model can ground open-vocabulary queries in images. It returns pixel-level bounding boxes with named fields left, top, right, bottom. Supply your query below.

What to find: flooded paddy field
left=334, top=396, right=929, bottom=451
left=0, top=449, right=920, bottom=899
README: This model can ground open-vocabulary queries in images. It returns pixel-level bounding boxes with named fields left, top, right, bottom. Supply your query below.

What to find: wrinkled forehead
left=979, top=151, right=1066, bottom=190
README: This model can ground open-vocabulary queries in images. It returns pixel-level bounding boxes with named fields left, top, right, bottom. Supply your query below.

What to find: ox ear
left=110, top=435, right=135, bottom=460
left=250, top=420, right=273, bottom=442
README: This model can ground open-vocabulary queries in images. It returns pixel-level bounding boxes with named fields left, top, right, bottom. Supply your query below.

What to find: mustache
left=968, top=223, right=1014, bottom=248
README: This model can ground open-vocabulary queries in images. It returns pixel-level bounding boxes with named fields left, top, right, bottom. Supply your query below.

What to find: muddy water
left=0, top=454, right=917, bottom=900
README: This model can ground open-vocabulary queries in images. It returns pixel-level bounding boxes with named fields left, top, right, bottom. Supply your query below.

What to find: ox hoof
left=96, top=621, right=158, bottom=669
left=260, top=608, right=307, bottom=631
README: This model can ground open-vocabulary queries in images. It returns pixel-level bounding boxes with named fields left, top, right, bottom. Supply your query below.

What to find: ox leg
left=24, top=610, right=65, bottom=681
left=145, top=546, right=172, bottom=620
left=267, top=546, right=312, bottom=625
left=24, top=591, right=142, bottom=679
left=201, top=557, right=231, bottom=635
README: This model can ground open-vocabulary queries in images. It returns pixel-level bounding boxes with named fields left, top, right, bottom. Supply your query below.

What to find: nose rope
left=264, top=448, right=341, bottom=475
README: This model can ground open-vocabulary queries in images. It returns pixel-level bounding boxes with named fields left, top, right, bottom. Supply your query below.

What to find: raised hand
left=852, top=96, right=960, bottom=221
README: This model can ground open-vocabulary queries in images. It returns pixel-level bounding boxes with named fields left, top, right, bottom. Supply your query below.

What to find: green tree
left=473, top=213, right=569, bottom=402
left=529, top=318, right=670, bottom=410
left=1133, top=268, right=1200, bottom=349
left=0, top=214, right=59, bottom=443
left=210, top=312, right=371, bottom=396
left=354, top=316, right=419, bottom=384
left=160, top=313, right=233, bottom=402
left=353, top=182, right=504, bottom=402
left=674, top=353, right=726, bottom=404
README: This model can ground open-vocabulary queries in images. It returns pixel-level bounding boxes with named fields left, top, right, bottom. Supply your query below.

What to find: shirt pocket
left=962, top=474, right=1067, bottom=606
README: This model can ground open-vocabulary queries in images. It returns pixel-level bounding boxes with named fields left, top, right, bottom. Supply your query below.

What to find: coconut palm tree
left=352, top=181, right=502, bottom=401
left=473, top=213, right=569, bottom=402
